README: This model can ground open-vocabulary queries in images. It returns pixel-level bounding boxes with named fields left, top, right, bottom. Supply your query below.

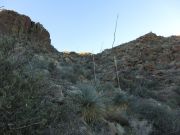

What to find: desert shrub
left=0, top=59, right=50, bottom=134
left=112, top=92, right=129, bottom=106
left=174, top=86, right=180, bottom=95
left=73, top=64, right=86, bottom=76
left=176, top=96, right=180, bottom=107
left=49, top=63, right=75, bottom=83
left=129, top=99, right=180, bottom=135
left=48, top=62, right=56, bottom=72
left=166, top=95, right=180, bottom=108
left=53, top=99, right=89, bottom=135
left=84, top=62, right=93, bottom=70
left=0, top=35, right=16, bottom=58
left=119, top=75, right=157, bottom=98
left=49, top=61, right=91, bottom=84
left=129, top=84, right=152, bottom=98
left=130, top=119, right=152, bottom=135
left=60, top=66, right=77, bottom=83
left=0, top=34, right=88, bottom=134
left=59, top=63, right=90, bottom=84
left=29, top=55, right=49, bottom=69
left=71, top=84, right=105, bottom=123
left=119, top=70, right=159, bottom=87
left=96, top=82, right=116, bottom=93
left=0, top=36, right=15, bottom=51
left=74, top=64, right=93, bottom=80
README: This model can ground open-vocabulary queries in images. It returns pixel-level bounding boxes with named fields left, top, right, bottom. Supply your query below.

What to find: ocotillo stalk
left=114, top=56, right=121, bottom=91
left=112, top=14, right=119, bottom=48
left=112, top=14, right=122, bottom=91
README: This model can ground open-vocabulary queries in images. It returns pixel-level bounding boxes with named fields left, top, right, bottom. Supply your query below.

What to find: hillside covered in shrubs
left=0, top=10, right=180, bottom=135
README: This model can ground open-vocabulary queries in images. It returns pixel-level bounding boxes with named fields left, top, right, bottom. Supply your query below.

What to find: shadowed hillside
left=0, top=10, right=180, bottom=135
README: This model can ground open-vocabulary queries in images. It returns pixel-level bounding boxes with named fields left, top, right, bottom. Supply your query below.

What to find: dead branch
left=10, top=121, right=42, bottom=130
left=112, top=14, right=119, bottom=48
left=92, top=54, right=97, bottom=82
left=112, top=14, right=122, bottom=91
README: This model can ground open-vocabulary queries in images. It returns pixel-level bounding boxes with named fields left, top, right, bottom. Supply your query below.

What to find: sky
left=1, top=0, right=180, bottom=53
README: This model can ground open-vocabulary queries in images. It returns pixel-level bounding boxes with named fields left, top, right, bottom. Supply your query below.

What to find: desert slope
left=0, top=10, right=179, bottom=135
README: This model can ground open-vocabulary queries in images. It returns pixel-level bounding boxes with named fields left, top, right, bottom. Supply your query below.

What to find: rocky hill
left=0, top=10, right=180, bottom=135
left=96, top=32, right=180, bottom=105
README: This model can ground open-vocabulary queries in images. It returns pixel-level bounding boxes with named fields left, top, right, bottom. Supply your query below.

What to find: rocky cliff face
left=0, top=10, right=180, bottom=135
left=0, top=10, right=55, bottom=53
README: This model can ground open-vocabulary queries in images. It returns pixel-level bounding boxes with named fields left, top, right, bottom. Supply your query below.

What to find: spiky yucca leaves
left=74, top=84, right=105, bottom=123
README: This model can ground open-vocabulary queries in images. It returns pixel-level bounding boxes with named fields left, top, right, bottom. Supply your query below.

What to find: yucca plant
left=73, top=84, right=105, bottom=123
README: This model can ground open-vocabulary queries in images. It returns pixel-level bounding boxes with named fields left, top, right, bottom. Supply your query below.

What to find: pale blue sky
left=1, top=0, right=180, bottom=53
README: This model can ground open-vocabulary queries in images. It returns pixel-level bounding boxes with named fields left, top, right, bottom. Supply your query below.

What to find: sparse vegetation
left=1, top=10, right=180, bottom=135
left=130, top=119, right=152, bottom=135
left=129, top=99, right=180, bottom=135
left=0, top=62, right=47, bottom=134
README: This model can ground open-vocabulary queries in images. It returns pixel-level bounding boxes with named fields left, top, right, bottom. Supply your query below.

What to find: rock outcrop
left=0, top=10, right=55, bottom=53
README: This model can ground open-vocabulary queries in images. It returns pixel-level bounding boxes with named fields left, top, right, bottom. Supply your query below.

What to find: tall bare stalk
left=112, top=14, right=121, bottom=91
left=92, top=53, right=97, bottom=83
left=112, top=14, right=119, bottom=48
